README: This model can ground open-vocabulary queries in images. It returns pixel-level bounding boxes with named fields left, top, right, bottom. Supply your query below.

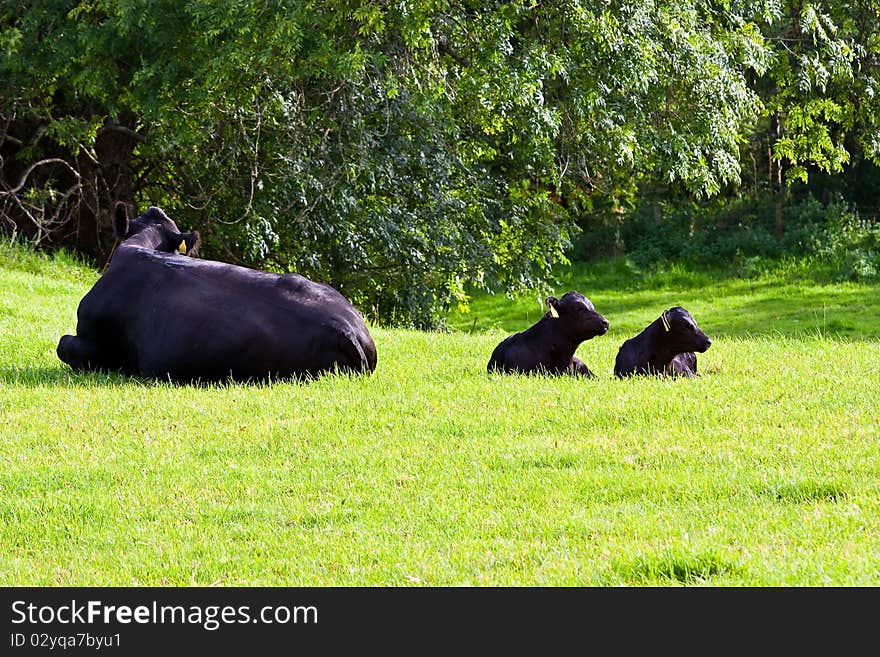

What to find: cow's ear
left=113, top=202, right=129, bottom=240
left=179, top=231, right=201, bottom=257
left=546, top=296, right=560, bottom=318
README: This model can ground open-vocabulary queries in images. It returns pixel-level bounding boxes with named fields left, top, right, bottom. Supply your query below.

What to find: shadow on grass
left=703, top=290, right=880, bottom=340
left=618, top=551, right=744, bottom=585
left=0, top=365, right=345, bottom=389
left=0, top=366, right=140, bottom=388
left=757, top=480, right=849, bottom=504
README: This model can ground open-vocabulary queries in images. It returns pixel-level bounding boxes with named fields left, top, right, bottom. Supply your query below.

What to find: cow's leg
left=332, top=331, right=374, bottom=375
left=666, top=352, right=698, bottom=377
left=57, top=335, right=109, bottom=372
left=569, top=356, right=595, bottom=377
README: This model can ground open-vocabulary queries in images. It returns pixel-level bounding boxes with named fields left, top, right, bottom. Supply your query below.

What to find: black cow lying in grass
left=57, top=203, right=377, bottom=382
left=487, top=291, right=609, bottom=376
left=613, top=306, right=711, bottom=378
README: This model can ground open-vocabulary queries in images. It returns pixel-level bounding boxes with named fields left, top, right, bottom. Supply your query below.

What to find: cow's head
left=660, top=306, right=711, bottom=353
left=114, top=202, right=200, bottom=256
left=546, top=291, right=609, bottom=340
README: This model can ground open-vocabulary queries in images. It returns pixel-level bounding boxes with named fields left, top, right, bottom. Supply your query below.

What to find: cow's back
left=487, top=333, right=520, bottom=373
left=487, top=325, right=556, bottom=374
left=613, top=335, right=646, bottom=377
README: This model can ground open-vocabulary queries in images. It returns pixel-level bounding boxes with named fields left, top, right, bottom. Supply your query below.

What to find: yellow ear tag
left=549, top=304, right=559, bottom=318
left=178, top=239, right=187, bottom=254
left=661, top=312, right=670, bottom=331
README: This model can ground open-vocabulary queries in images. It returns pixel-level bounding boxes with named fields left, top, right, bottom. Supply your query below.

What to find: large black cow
left=613, top=306, right=711, bottom=378
left=487, top=291, right=609, bottom=376
left=57, top=204, right=377, bottom=382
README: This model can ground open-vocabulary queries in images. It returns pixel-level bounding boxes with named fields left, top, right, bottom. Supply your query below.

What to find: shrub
left=572, top=193, right=880, bottom=282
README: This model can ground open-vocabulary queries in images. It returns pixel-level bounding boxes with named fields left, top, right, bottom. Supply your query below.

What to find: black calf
left=613, top=306, right=711, bottom=378
left=487, top=291, right=609, bottom=376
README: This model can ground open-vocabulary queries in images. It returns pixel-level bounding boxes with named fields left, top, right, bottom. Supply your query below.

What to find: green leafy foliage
left=2, top=1, right=878, bottom=325
left=758, top=2, right=880, bottom=179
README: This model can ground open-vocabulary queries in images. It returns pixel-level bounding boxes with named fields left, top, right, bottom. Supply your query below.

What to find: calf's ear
left=546, top=296, right=559, bottom=318
left=113, top=202, right=129, bottom=240
left=178, top=231, right=201, bottom=256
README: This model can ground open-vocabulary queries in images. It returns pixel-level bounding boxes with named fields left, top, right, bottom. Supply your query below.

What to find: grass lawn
left=1, top=245, right=878, bottom=585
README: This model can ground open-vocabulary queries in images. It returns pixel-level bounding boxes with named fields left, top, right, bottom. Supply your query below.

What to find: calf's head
left=659, top=306, right=711, bottom=353
left=114, top=202, right=200, bottom=256
left=546, top=291, right=609, bottom=340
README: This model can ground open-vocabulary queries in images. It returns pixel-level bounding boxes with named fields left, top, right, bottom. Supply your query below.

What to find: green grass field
left=1, top=244, right=878, bottom=585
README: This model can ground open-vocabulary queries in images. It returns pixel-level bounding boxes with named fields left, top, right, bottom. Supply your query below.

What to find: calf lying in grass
left=614, top=306, right=711, bottom=378
left=488, top=291, right=609, bottom=376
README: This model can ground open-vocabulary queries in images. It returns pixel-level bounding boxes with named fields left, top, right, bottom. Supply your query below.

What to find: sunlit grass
left=448, top=259, right=880, bottom=340
left=1, top=246, right=878, bottom=585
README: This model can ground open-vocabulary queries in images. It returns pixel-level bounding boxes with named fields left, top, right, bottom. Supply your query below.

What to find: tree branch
left=97, top=124, right=146, bottom=142
left=0, top=158, right=81, bottom=196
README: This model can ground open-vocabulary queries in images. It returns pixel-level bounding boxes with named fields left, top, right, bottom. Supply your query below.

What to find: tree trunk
left=770, top=110, right=784, bottom=242
left=775, top=197, right=783, bottom=242
left=63, top=116, right=140, bottom=262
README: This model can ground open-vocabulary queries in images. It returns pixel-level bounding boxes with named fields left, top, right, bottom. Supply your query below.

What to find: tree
left=742, top=1, right=880, bottom=239
left=1, top=1, right=769, bottom=326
